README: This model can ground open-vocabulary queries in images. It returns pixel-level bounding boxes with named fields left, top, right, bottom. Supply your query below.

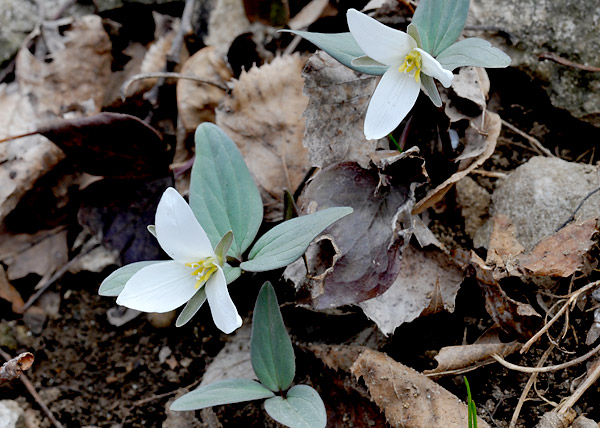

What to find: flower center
left=398, top=49, right=422, bottom=83
left=186, top=257, right=218, bottom=288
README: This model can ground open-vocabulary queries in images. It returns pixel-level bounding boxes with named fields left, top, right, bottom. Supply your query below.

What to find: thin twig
left=555, top=357, right=600, bottom=413
left=120, top=72, right=227, bottom=100
left=520, top=281, right=600, bottom=354
left=132, top=378, right=201, bottom=406
left=470, top=169, right=509, bottom=179
left=500, top=119, right=555, bottom=157
left=166, top=0, right=195, bottom=65
left=509, top=345, right=554, bottom=428
left=0, top=349, right=64, bottom=428
left=493, top=341, right=600, bottom=373
left=539, top=52, right=600, bottom=72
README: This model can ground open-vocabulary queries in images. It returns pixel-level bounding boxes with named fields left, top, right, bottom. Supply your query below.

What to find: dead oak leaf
left=216, top=54, right=310, bottom=221
left=0, top=266, right=25, bottom=313
left=350, top=348, right=491, bottom=428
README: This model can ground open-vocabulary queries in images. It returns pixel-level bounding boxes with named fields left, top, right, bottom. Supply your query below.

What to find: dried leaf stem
left=501, top=119, right=555, bottom=157
left=120, top=72, right=227, bottom=100
left=555, top=357, right=600, bottom=414
left=539, top=52, right=600, bottom=72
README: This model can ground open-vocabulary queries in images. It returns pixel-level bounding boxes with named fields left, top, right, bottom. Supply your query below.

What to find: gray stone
left=468, top=0, right=600, bottom=126
left=0, top=400, right=25, bottom=428
left=483, top=156, right=600, bottom=251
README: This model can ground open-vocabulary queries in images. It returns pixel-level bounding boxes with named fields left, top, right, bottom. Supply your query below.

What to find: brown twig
left=501, top=119, right=555, bottom=157
left=0, top=352, right=34, bottom=381
left=120, top=72, right=227, bottom=100
left=539, top=52, right=600, bottom=72
left=493, top=340, right=600, bottom=373
left=555, top=357, right=600, bottom=414
left=0, top=349, right=64, bottom=428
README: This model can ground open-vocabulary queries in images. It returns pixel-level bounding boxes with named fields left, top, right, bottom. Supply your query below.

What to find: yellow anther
left=186, top=257, right=218, bottom=289
left=398, top=50, right=422, bottom=83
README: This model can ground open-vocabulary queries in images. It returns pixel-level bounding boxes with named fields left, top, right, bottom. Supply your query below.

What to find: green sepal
left=175, top=287, right=207, bottom=327
left=421, top=74, right=442, bottom=107
left=251, top=282, right=295, bottom=392
left=214, top=231, right=234, bottom=266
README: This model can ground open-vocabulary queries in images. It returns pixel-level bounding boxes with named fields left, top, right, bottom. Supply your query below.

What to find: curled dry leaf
left=177, top=46, right=232, bottom=132
left=359, top=245, right=464, bottom=336
left=5, top=229, right=67, bottom=282
left=302, top=51, right=382, bottom=169
left=285, top=162, right=416, bottom=309
left=413, top=111, right=501, bottom=214
left=204, top=0, right=253, bottom=57
left=445, top=67, right=490, bottom=121
left=15, top=15, right=111, bottom=115
left=350, top=348, right=490, bottom=428
left=0, top=265, right=24, bottom=314
left=0, top=352, right=34, bottom=381
left=486, top=214, right=525, bottom=279
left=216, top=54, right=310, bottom=221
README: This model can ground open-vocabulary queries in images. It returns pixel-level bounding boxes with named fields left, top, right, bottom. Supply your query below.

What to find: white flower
left=116, top=187, right=242, bottom=334
left=347, top=8, right=454, bottom=140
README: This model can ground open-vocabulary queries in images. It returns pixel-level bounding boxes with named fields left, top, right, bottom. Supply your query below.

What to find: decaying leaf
left=350, top=348, right=490, bottom=428
left=201, top=325, right=255, bottom=386
left=177, top=46, right=232, bottom=132
left=516, top=218, right=597, bottom=277
left=0, top=352, right=34, bottom=381
left=36, top=113, right=169, bottom=179
left=16, top=15, right=112, bottom=115
left=358, top=245, right=464, bottom=336
left=425, top=331, right=520, bottom=375
left=288, top=0, right=336, bottom=30
left=216, top=54, right=310, bottom=221
left=286, top=162, right=412, bottom=309
left=0, top=266, right=25, bottom=314
left=302, top=51, right=382, bottom=169
left=486, top=214, right=525, bottom=278
left=413, top=111, right=501, bottom=214
left=0, top=84, right=65, bottom=224
left=445, top=67, right=490, bottom=121
left=204, top=0, right=254, bottom=57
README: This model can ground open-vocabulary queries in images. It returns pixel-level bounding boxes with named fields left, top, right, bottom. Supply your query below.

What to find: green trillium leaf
left=412, top=0, right=470, bottom=57
left=284, top=30, right=388, bottom=75
left=190, top=123, right=263, bottom=260
left=170, top=379, right=275, bottom=411
left=99, top=261, right=165, bottom=296
left=224, top=265, right=242, bottom=284
left=264, top=385, right=327, bottom=428
left=175, top=287, right=207, bottom=327
left=240, top=207, right=353, bottom=272
left=436, top=38, right=512, bottom=71
left=251, top=282, right=295, bottom=392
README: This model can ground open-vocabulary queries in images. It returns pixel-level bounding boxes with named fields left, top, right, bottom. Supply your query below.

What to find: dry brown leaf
left=425, top=340, right=520, bottom=375
left=358, top=245, right=464, bottom=336
left=0, top=266, right=24, bottom=313
left=486, top=214, right=525, bottom=278
left=516, top=218, right=597, bottom=277
left=413, top=110, right=501, bottom=214
left=177, top=46, right=232, bottom=132
left=302, top=51, right=382, bottom=169
left=5, top=229, right=68, bottom=281
left=204, top=0, right=253, bottom=57
left=16, top=15, right=112, bottom=115
left=445, top=67, right=490, bottom=122
left=216, top=54, right=310, bottom=221
left=0, top=352, right=34, bottom=381
left=0, top=84, right=65, bottom=224
left=350, top=348, right=490, bottom=428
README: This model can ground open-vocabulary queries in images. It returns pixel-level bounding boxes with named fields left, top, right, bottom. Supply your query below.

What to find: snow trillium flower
left=347, top=8, right=455, bottom=140
left=116, top=187, right=242, bottom=334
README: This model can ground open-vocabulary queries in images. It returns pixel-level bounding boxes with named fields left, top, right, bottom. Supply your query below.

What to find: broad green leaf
left=436, top=38, right=511, bottom=71
left=224, top=265, right=242, bottom=284
left=175, top=288, right=207, bottom=327
left=251, top=282, right=295, bottom=392
left=264, top=385, right=327, bottom=428
left=214, top=231, right=234, bottom=266
left=412, top=0, right=470, bottom=57
left=240, top=207, right=353, bottom=272
left=285, top=30, right=388, bottom=75
left=98, top=261, right=164, bottom=296
left=190, top=123, right=263, bottom=260
left=170, top=379, right=275, bottom=411
left=421, top=74, right=442, bottom=107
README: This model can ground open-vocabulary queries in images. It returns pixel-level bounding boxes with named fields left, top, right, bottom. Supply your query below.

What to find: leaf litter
left=1, top=0, right=600, bottom=427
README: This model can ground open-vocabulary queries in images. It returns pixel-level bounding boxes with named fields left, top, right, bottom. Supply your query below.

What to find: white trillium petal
left=364, top=67, right=421, bottom=140
left=347, top=9, right=416, bottom=66
left=155, top=187, right=215, bottom=264
left=417, top=48, right=454, bottom=88
left=116, top=261, right=199, bottom=313
left=205, top=266, right=242, bottom=334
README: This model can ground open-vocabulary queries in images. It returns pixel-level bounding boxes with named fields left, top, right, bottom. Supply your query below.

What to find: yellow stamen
left=398, top=50, right=422, bottom=83
left=186, top=257, right=218, bottom=288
